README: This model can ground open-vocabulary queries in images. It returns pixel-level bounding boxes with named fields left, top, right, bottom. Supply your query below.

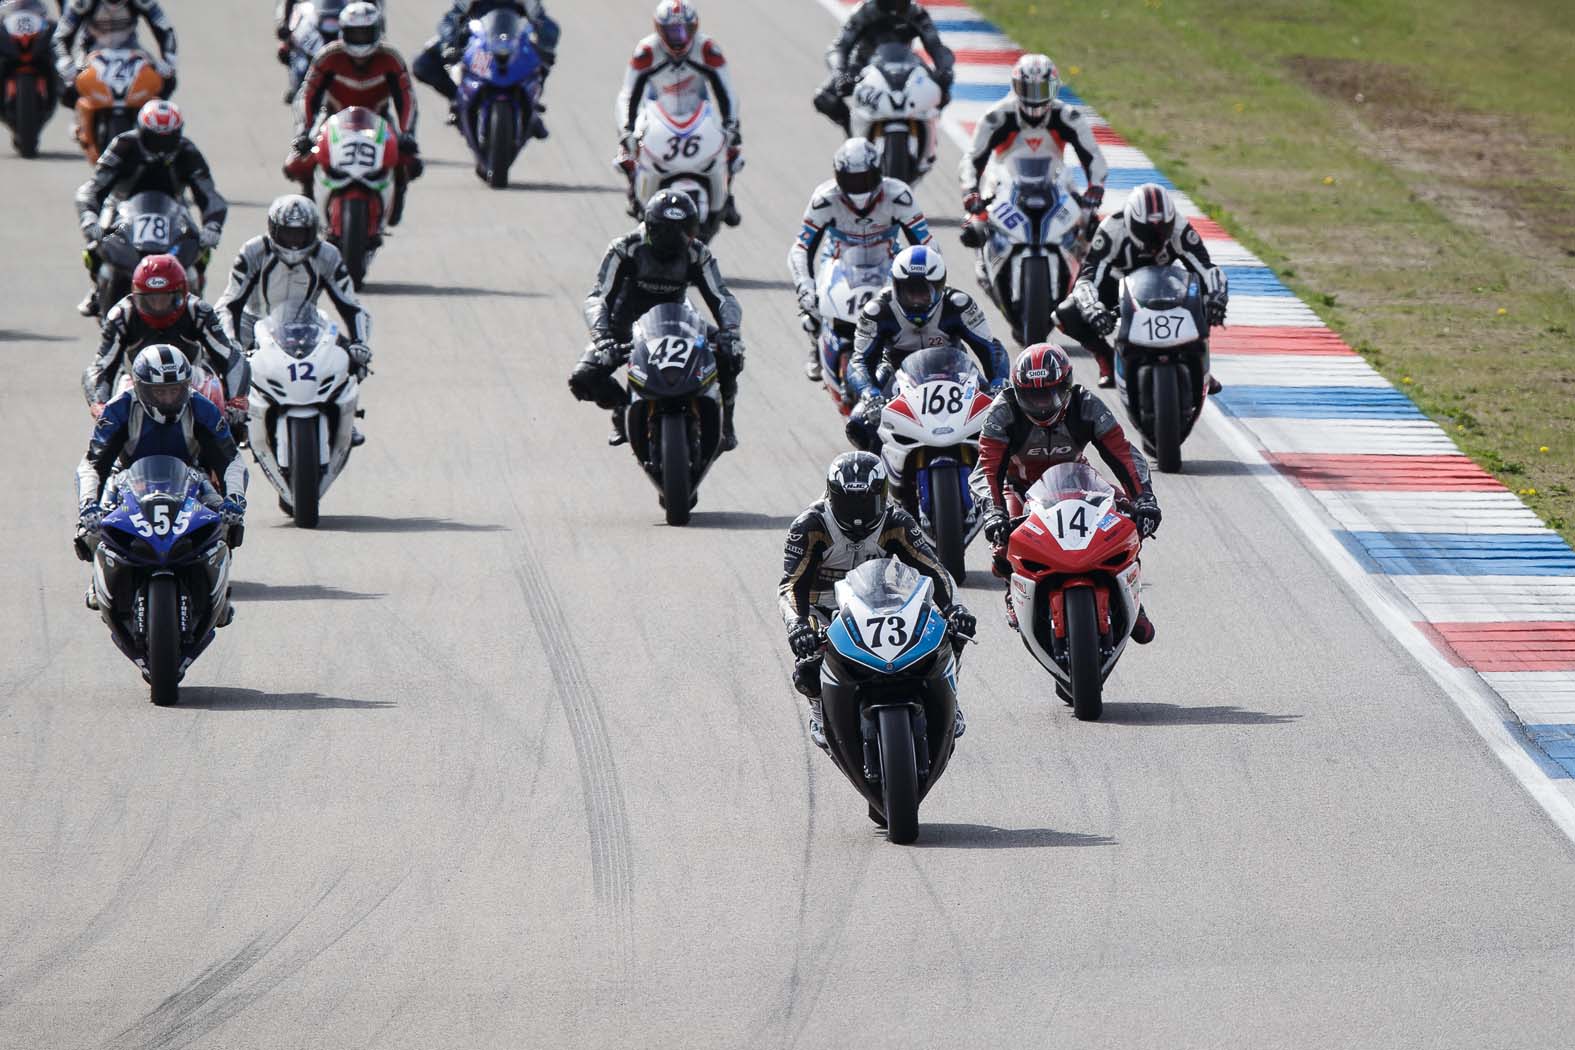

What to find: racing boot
left=1002, top=589, right=1019, bottom=632
left=807, top=697, right=828, bottom=751
left=1093, top=347, right=1115, bottom=388
left=720, top=399, right=738, bottom=452
left=607, top=410, right=628, bottom=447
left=84, top=585, right=99, bottom=611
left=529, top=114, right=549, bottom=140
left=804, top=345, right=822, bottom=381
left=1207, top=374, right=1223, bottom=395
left=351, top=426, right=366, bottom=448
left=1130, top=605, right=1155, bottom=644
left=217, top=600, right=236, bottom=628
left=721, top=195, right=742, bottom=227
left=77, top=288, right=99, bottom=318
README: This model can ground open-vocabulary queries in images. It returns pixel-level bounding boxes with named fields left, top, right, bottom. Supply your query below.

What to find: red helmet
left=1013, top=343, right=1074, bottom=426
left=653, top=0, right=698, bottom=58
left=131, top=254, right=188, bottom=329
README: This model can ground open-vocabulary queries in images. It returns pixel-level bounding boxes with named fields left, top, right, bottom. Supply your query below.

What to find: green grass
left=973, top=0, right=1575, bottom=539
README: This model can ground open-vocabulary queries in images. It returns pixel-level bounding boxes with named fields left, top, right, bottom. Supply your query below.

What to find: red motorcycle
left=0, top=0, right=56, bottom=157
left=285, top=106, right=398, bottom=288
left=1005, top=462, right=1144, bottom=721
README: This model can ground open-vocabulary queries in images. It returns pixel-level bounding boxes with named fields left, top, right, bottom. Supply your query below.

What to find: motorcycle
left=1112, top=263, right=1218, bottom=473
left=246, top=302, right=362, bottom=529
left=813, top=241, right=891, bottom=409
left=302, top=105, right=398, bottom=289
left=631, top=93, right=730, bottom=241
left=805, top=557, right=964, bottom=844
left=876, top=345, right=995, bottom=583
left=848, top=41, right=943, bottom=185
left=454, top=7, right=544, bottom=189
left=281, top=0, right=347, bottom=105
left=91, top=190, right=203, bottom=312
left=0, top=0, right=55, bottom=157
left=1005, top=462, right=1143, bottom=722
left=973, top=154, right=1091, bottom=347
left=72, top=47, right=165, bottom=163
left=83, top=455, right=236, bottom=706
left=623, top=302, right=724, bottom=527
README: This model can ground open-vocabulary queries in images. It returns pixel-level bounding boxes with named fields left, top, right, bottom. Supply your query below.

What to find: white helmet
left=832, top=138, right=883, bottom=211
left=1123, top=183, right=1178, bottom=252
left=889, top=245, right=946, bottom=326
left=267, top=194, right=320, bottom=265
left=339, top=1, right=382, bottom=60
left=1011, top=53, right=1060, bottom=125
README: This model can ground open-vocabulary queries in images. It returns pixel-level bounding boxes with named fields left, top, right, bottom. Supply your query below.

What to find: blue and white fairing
left=98, top=456, right=222, bottom=565
left=827, top=558, right=949, bottom=674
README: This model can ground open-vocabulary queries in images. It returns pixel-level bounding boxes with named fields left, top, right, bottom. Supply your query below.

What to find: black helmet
left=825, top=451, right=889, bottom=542
left=875, top=0, right=912, bottom=13
left=643, top=190, right=700, bottom=260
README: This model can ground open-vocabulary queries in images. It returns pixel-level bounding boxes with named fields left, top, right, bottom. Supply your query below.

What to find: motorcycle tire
left=660, top=411, right=691, bottom=527
left=881, top=129, right=913, bottom=185
left=487, top=99, right=513, bottom=189
left=1021, top=255, right=1052, bottom=346
left=877, top=706, right=920, bottom=844
left=1066, top=586, right=1103, bottom=722
left=929, top=464, right=967, bottom=584
left=13, top=72, right=40, bottom=158
left=1153, top=361, right=1183, bottom=473
left=288, top=414, right=320, bottom=529
left=146, top=575, right=181, bottom=706
left=341, top=197, right=369, bottom=290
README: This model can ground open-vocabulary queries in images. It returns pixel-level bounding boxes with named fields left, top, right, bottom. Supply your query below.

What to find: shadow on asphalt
left=684, top=511, right=798, bottom=530
left=727, top=277, right=796, bottom=291
left=175, top=688, right=395, bottom=711
left=313, top=515, right=510, bottom=533
left=229, top=581, right=384, bottom=602
left=366, top=281, right=543, bottom=299
left=926, top=215, right=963, bottom=228
left=505, top=180, right=625, bottom=195
left=913, top=823, right=1116, bottom=849
left=1097, top=702, right=1300, bottom=726
left=0, top=329, right=74, bottom=343
left=1173, top=459, right=1272, bottom=478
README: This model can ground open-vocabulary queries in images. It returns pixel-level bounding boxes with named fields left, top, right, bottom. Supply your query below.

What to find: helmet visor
left=1017, top=384, right=1069, bottom=424
left=270, top=223, right=316, bottom=252
left=1131, top=217, right=1175, bottom=251
left=1015, top=77, right=1053, bottom=106
left=835, top=166, right=882, bottom=199
left=658, top=21, right=692, bottom=53
left=138, top=379, right=190, bottom=415
left=141, top=128, right=180, bottom=156
left=647, top=221, right=689, bottom=258
left=894, top=275, right=938, bottom=318
left=134, top=290, right=181, bottom=318
left=833, top=490, right=885, bottom=538
left=342, top=23, right=378, bottom=50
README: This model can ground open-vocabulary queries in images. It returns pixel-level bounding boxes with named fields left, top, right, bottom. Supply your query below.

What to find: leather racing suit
left=53, top=0, right=177, bottom=101
left=412, top=1, right=558, bottom=101
left=959, top=94, right=1107, bottom=201
left=788, top=175, right=932, bottom=330
left=76, top=390, right=247, bottom=512
left=84, top=292, right=249, bottom=409
left=213, top=234, right=372, bottom=350
left=813, top=1, right=953, bottom=130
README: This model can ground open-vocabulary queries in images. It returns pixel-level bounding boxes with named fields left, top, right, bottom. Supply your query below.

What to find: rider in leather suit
left=411, top=0, right=557, bottom=137
left=53, top=0, right=177, bottom=104
left=813, top=0, right=953, bottom=133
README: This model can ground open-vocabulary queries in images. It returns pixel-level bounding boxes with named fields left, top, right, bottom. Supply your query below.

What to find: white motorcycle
left=814, top=240, right=893, bottom=408
left=245, top=302, right=362, bottom=529
left=632, top=94, right=730, bottom=241
left=973, top=154, right=1092, bottom=346
left=876, top=345, right=997, bottom=581
left=848, top=42, right=943, bottom=185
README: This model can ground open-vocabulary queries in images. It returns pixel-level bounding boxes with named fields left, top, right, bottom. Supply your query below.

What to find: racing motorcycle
left=812, top=240, right=891, bottom=410
left=848, top=42, right=943, bottom=185
left=631, top=94, right=730, bottom=241
left=246, top=302, right=363, bottom=528
left=1112, top=263, right=1219, bottom=473
left=801, top=557, right=965, bottom=844
left=72, top=47, right=165, bottom=163
left=623, top=302, right=724, bottom=527
left=91, top=190, right=203, bottom=311
left=453, top=6, right=545, bottom=189
left=875, top=345, right=995, bottom=582
left=973, top=155, right=1091, bottom=347
left=281, top=0, right=347, bottom=104
left=81, top=455, right=237, bottom=706
left=0, top=0, right=55, bottom=157
left=1005, top=462, right=1143, bottom=721
left=302, top=105, right=398, bottom=288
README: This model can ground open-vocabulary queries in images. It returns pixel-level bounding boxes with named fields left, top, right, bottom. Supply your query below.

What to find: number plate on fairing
left=1034, top=497, right=1112, bottom=552
left=1129, top=305, right=1198, bottom=348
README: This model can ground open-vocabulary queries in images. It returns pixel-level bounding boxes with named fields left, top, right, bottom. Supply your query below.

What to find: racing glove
left=796, top=284, right=819, bottom=317
left=291, top=133, right=314, bottom=157
left=717, top=330, right=745, bottom=372
left=1084, top=299, right=1117, bottom=337
left=79, top=213, right=103, bottom=245
left=219, top=497, right=246, bottom=527
left=199, top=222, right=223, bottom=250
left=78, top=503, right=104, bottom=532
left=1207, top=294, right=1229, bottom=327
left=1131, top=492, right=1162, bottom=539
left=1082, top=184, right=1105, bottom=209
left=982, top=508, right=1011, bottom=547
left=962, top=191, right=984, bottom=217
left=787, top=620, right=821, bottom=659
left=346, top=342, right=373, bottom=377
left=947, top=604, right=976, bottom=641
left=958, top=219, right=989, bottom=250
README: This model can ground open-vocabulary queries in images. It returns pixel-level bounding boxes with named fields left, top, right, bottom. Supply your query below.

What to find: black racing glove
left=982, top=508, right=1011, bottom=547
left=1131, top=492, right=1162, bottom=538
left=1207, top=295, right=1228, bottom=327
left=1089, top=305, right=1118, bottom=337
left=291, top=133, right=313, bottom=156
left=959, top=219, right=989, bottom=250
left=947, top=604, right=976, bottom=641
left=788, top=620, right=821, bottom=659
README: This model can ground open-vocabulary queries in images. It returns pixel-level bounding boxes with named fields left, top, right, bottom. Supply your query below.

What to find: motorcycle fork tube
left=860, top=707, right=880, bottom=782
left=912, top=707, right=931, bottom=780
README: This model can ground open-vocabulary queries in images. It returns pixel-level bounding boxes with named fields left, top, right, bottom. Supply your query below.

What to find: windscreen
left=842, top=558, right=923, bottom=615
left=124, top=193, right=183, bottom=251
left=479, top=9, right=522, bottom=54
left=898, top=344, right=979, bottom=384
left=265, top=301, right=328, bottom=357
left=120, top=455, right=194, bottom=501
left=631, top=301, right=704, bottom=345
left=1034, top=462, right=1115, bottom=504
left=1125, top=264, right=1191, bottom=305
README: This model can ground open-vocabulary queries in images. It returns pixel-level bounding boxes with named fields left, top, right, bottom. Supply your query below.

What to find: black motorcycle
left=93, top=190, right=203, bottom=311
left=0, top=0, right=55, bottom=157
left=624, top=302, right=724, bottom=527
left=1113, top=263, right=1216, bottom=473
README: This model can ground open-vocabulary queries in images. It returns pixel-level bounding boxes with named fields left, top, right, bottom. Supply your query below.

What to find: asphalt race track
left=4, top=2, right=1575, bottom=1047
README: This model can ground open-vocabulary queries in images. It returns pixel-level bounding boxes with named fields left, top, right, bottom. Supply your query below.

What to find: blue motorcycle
left=83, top=456, right=236, bottom=705
left=454, top=8, right=543, bottom=188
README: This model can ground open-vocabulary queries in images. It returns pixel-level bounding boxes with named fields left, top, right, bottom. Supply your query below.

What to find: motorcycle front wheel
left=877, top=706, right=920, bottom=844
left=341, top=197, right=369, bottom=289
left=487, top=97, right=514, bottom=189
left=880, top=129, right=913, bottom=184
left=1021, top=255, right=1052, bottom=346
left=13, top=72, right=40, bottom=157
left=288, top=414, right=320, bottom=529
left=1065, top=586, right=1103, bottom=721
left=660, top=411, right=691, bottom=527
left=1152, top=361, right=1183, bottom=473
left=929, top=464, right=967, bottom=583
left=146, top=575, right=181, bottom=706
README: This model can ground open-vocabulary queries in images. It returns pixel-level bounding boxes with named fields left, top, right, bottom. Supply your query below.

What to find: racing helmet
left=1012, top=343, right=1074, bottom=427
left=825, top=451, right=889, bottom=542
left=131, top=345, right=193, bottom=424
left=643, top=189, right=700, bottom=260
left=832, top=137, right=883, bottom=211
left=889, top=245, right=946, bottom=326
left=339, top=1, right=383, bottom=60
left=1011, top=54, right=1060, bottom=125
left=875, top=0, right=913, bottom=13
left=653, top=0, right=699, bottom=58
left=135, top=99, right=183, bottom=160
left=1124, top=183, right=1178, bottom=253
left=267, top=195, right=321, bottom=265
left=131, top=254, right=188, bottom=330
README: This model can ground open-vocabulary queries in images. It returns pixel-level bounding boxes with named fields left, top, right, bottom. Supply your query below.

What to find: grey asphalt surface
left=3, top=2, right=1575, bottom=1047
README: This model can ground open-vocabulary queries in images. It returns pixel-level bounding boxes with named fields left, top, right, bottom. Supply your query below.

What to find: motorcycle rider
left=74, top=344, right=247, bottom=616
left=780, top=451, right=974, bottom=749
left=614, top=1, right=742, bottom=226
left=412, top=0, right=557, bottom=137
left=53, top=0, right=178, bottom=105
left=813, top=0, right=953, bottom=134
left=84, top=253, right=249, bottom=424
left=1057, top=182, right=1229, bottom=388
left=72, top=98, right=225, bottom=318
left=287, top=1, right=421, bottom=224
left=571, top=189, right=745, bottom=451
left=959, top=53, right=1107, bottom=247
left=844, top=245, right=1010, bottom=451
left=971, top=343, right=1161, bottom=635
left=789, top=137, right=932, bottom=382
